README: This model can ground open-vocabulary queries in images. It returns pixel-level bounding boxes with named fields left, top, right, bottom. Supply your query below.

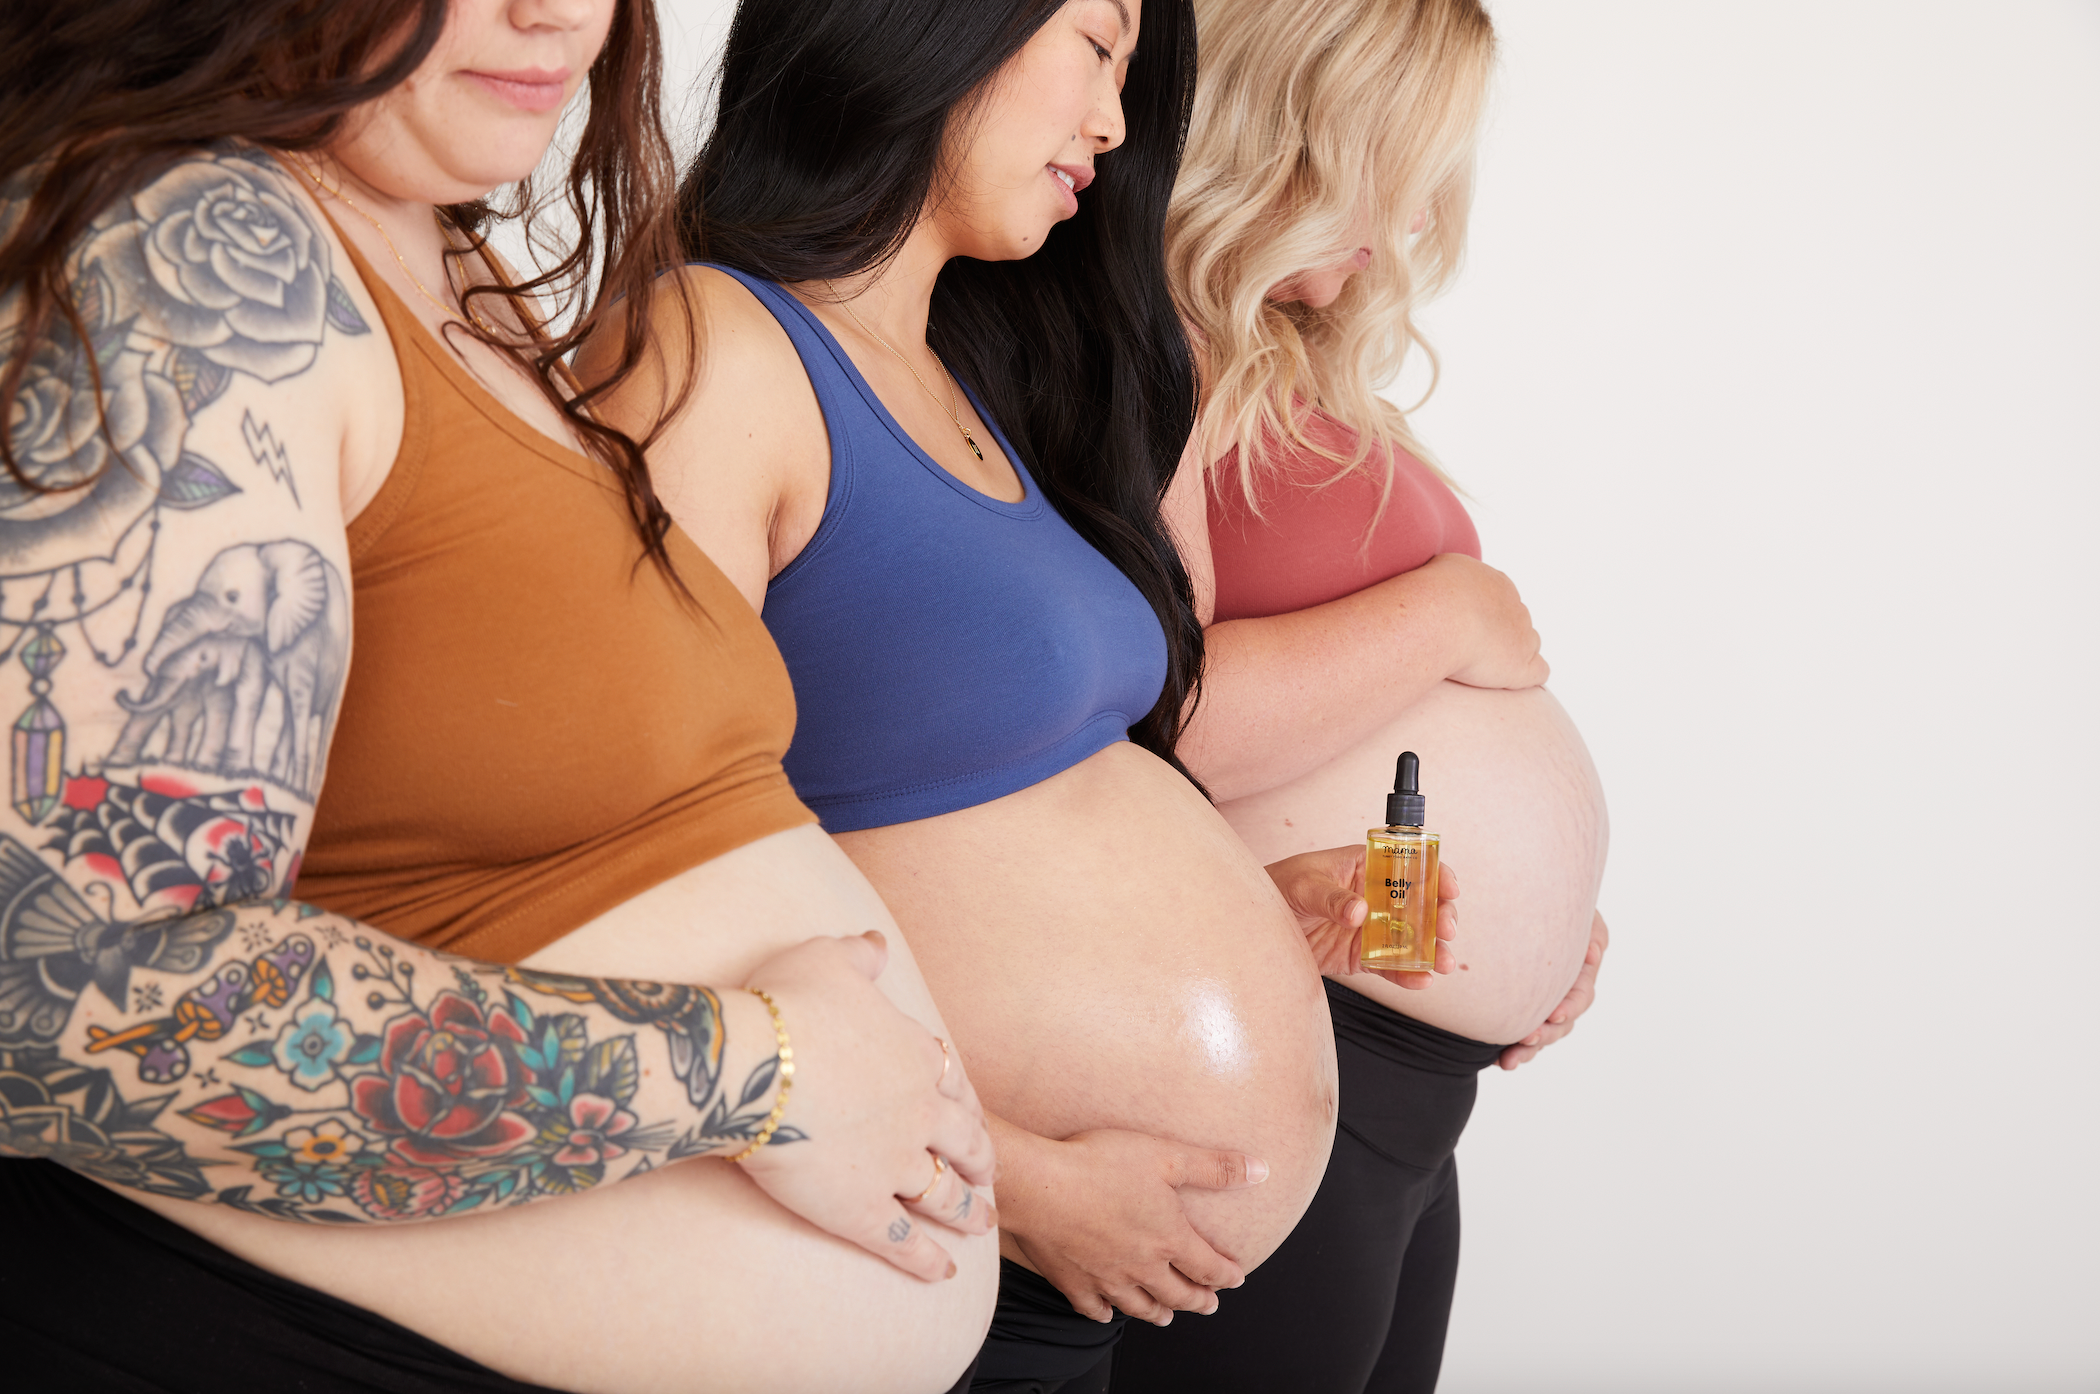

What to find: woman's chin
left=953, top=211, right=1071, bottom=262
left=338, top=124, right=556, bottom=206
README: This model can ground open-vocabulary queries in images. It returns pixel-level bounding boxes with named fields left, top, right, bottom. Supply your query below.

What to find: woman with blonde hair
left=1115, top=0, right=1611, bottom=1389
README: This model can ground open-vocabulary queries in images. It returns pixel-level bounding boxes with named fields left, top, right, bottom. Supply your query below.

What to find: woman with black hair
left=589, top=2, right=1437, bottom=1389
left=0, top=0, right=1002, bottom=1390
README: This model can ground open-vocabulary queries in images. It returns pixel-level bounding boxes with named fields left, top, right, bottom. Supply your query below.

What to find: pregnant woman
left=0, top=2, right=1002, bottom=1391
left=1115, top=1, right=1610, bottom=1390
left=587, top=1, right=1353, bottom=1388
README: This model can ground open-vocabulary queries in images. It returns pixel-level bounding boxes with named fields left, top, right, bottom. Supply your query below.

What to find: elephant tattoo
left=106, top=541, right=347, bottom=797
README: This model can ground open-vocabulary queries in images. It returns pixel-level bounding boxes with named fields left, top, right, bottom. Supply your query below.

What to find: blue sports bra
left=707, top=266, right=1169, bottom=833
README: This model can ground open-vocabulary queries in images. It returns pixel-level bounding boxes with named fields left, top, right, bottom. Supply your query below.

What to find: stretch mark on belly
left=1180, top=981, right=1253, bottom=1079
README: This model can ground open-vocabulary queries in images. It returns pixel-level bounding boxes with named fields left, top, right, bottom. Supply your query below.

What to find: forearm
left=16, top=896, right=785, bottom=1225
left=1180, top=567, right=1468, bottom=802
left=984, top=1109, right=1057, bottom=1234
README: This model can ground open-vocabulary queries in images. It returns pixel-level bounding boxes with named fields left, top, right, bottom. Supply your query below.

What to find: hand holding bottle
left=1368, top=860, right=1460, bottom=990
left=1265, top=844, right=1368, bottom=975
left=1266, top=843, right=1458, bottom=984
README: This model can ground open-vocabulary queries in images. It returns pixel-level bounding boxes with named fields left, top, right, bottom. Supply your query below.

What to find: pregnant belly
left=1221, top=683, right=1608, bottom=1046
left=836, top=742, right=1339, bottom=1271
left=126, top=826, right=997, bottom=1394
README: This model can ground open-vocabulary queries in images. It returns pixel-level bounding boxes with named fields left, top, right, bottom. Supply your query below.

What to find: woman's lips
left=463, top=68, right=570, bottom=114
left=1048, top=163, right=1094, bottom=216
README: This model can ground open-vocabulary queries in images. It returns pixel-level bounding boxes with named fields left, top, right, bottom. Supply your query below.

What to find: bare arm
left=1165, top=444, right=1550, bottom=803
left=0, top=147, right=991, bottom=1279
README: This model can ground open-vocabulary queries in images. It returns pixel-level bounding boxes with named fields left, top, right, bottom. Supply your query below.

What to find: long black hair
left=680, top=0, right=1207, bottom=786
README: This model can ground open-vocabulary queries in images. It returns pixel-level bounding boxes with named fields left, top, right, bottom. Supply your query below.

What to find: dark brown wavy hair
left=0, top=0, right=694, bottom=573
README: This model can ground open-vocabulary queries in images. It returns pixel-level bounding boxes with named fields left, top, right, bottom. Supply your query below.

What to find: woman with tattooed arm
left=0, top=2, right=1005, bottom=1390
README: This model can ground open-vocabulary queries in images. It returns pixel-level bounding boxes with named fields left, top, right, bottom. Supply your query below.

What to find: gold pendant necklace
left=834, top=295, right=984, bottom=462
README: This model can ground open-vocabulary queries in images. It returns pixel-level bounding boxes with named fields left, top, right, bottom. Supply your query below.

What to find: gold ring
left=935, top=1037, right=952, bottom=1086
left=910, top=1154, right=948, bottom=1205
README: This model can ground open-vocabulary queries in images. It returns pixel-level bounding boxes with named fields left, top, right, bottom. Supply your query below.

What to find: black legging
left=0, top=1157, right=567, bottom=1392
left=970, top=1349, right=1112, bottom=1394
left=1112, top=981, right=1503, bottom=1394
left=2, top=1157, right=983, bottom=1394
left=968, top=1258, right=1127, bottom=1389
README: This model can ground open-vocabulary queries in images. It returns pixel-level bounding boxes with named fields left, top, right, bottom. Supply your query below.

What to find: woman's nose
left=1082, top=85, right=1127, bottom=153
left=509, top=0, right=600, bottom=34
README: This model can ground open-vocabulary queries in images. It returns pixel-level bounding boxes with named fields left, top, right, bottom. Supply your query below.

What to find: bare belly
left=835, top=742, right=1338, bottom=1272
left=1221, top=683, right=1608, bottom=1046
left=127, top=825, right=999, bottom=1394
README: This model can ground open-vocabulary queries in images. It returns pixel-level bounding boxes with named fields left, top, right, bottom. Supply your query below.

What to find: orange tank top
left=295, top=234, right=814, bottom=963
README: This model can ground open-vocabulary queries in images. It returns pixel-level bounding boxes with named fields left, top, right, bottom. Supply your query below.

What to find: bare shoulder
left=584, top=264, right=823, bottom=603
left=5, top=142, right=386, bottom=387
left=4, top=141, right=399, bottom=526
left=578, top=263, right=807, bottom=431
left=672, top=263, right=812, bottom=402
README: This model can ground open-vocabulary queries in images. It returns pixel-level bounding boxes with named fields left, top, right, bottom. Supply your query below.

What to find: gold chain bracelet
left=725, top=988, right=794, bottom=1164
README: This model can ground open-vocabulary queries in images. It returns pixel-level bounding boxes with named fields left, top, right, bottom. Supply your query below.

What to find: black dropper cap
left=1385, top=752, right=1426, bottom=827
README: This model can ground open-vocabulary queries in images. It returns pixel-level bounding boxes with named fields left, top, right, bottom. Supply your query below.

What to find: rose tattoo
left=80, top=154, right=337, bottom=383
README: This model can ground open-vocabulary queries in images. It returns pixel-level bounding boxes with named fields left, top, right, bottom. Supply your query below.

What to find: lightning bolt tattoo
left=240, top=409, right=301, bottom=508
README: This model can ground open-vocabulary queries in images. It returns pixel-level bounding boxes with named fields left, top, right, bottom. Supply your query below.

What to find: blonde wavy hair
left=1173, top=0, right=1495, bottom=513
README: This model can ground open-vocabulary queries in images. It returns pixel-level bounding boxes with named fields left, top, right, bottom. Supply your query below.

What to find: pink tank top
left=1208, top=407, right=1480, bottom=622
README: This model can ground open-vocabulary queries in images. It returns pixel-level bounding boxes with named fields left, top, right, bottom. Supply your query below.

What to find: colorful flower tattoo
left=169, top=938, right=694, bottom=1218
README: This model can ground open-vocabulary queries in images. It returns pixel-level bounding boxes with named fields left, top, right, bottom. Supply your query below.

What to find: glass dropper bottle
left=1361, top=752, right=1441, bottom=973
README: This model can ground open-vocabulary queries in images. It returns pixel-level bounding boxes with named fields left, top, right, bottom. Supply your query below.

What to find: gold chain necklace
left=293, top=157, right=501, bottom=337
left=834, top=295, right=984, bottom=462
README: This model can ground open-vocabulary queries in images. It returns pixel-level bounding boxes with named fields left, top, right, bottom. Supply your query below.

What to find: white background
left=1408, top=5, right=2099, bottom=1392
left=621, top=3, right=2100, bottom=1389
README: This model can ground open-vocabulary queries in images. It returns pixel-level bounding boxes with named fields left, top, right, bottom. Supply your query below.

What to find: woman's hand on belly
left=1432, top=552, right=1552, bottom=692
left=1496, top=909, right=1609, bottom=1070
left=737, top=930, right=998, bottom=1281
left=1265, top=844, right=1459, bottom=985
left=1179, top=553, right=1549, bottom=801
left=990, top=1114, right=1269, bottom=1324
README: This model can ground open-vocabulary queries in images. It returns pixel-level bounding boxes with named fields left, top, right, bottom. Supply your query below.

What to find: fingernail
left=985, top=1204, right=999, bottom=1228
left=1246, top=1158, right=1269, bottom=1185
left=944, top=1259, right=957, bottom=1280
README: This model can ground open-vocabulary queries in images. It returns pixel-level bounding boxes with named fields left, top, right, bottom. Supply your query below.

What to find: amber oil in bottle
left=1362, top=752, right=1440, bottom=973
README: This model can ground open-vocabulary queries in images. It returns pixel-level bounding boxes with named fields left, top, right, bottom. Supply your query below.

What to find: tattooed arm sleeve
left=11, top=896, right=792, bottom=1222
left=0, top=145, right=793, bottom=1222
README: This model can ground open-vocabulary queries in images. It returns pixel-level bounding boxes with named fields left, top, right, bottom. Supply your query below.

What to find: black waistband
left=1324, top=978, right=1510, bottom=1072
left=0, top=1159, right=564, bottom=1392
left=973, top=1258, right=1127, bottom=1382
